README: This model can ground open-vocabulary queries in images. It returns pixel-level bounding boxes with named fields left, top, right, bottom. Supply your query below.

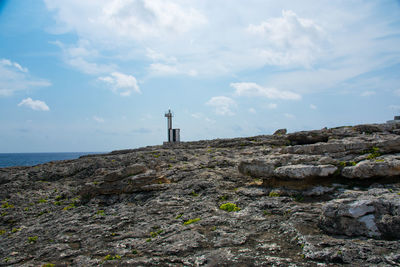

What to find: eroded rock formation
left=0, top=121, right=399, bottom=266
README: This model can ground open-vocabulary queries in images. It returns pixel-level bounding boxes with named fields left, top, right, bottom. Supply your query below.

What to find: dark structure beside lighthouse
left=164, top=109, right=180, bottom=143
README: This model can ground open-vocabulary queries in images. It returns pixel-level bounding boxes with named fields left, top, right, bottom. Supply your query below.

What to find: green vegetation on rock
left=219, top=202, right=241, bottom=212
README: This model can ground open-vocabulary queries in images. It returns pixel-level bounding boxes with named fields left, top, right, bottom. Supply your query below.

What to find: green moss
left=97, top=210, right=105, bottom=216
left=191, top=191, right=199, bottom=197
left=268, top=192, right=280, bottom=197
left=175, top=214, right=183, bottom=219
left=1, top=202, right=14, bottom=209
left=219, top=203, right=241, bottom=212
left=42, top=264, right=55, bottom=267
left=375, top=159, right=384, bottom=162
left=132, top=249, right=138, bottom=255
left=263, top=210, right=272, bottom=216
left=146, top=238, right=151, bottom=242
left=55, top=195, right=62, bottom=200
left=103, top=254, right=121, bottom=261
left=0, top=229, right=6, bottom=235
left=38, top=198, right=47, bottom=204
left=11, top=228, right=20, bottom=233
left=28, top=236, right=38, bottom=243
left=63, top=203, right=75, bottom=210
left=366, top=147, right=381, bottom=159
left=219, top=195, right=228, bottom=201
left=24, top=207, right=29, bottom=211
left=183, top=218, right=201, bottom=225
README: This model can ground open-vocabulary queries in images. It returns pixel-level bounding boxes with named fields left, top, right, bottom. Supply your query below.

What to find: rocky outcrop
left=320, top=190, right=400, bottom=239
left=0, top=121, right=400, bottom=266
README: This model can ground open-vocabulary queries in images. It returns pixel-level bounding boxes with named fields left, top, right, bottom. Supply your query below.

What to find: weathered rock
left=342, top=157, right=400, bottom=179
left=274, top=164, right=337, bottom=179
left=320, top=192, right=400, bottom=239
left=103, top=164, right=147, bottom=182
left=1, top=121, right=400, bottom=266
left=273, top=128, right=287, bottom=135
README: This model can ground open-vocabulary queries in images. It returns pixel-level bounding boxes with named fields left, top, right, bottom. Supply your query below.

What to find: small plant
left=24, top=207, right=29, bottom=211
left=97, top=210, right=105, bottom=216
left=1, top=201, right=14, bottom=209
left=11, top=228, right=21, bottom=233
left=219, top=195, right=228, bottom=201
left=54, top=201, right=62, bottom=206
left=55, top=195, right=62, bottom=200
left=4, top=258, right=10, bottom=263
left=175, top=214, right=183, bottom=219
left=263, top=210, right=272, bottom=216
left=38, top=198, right=47, bottom=204
left=0, top=229, right=6, bottom=235
left=150, top=232, right=157, bottom=238
left=28, top=236, right=38, bottom=243
left=268, top=191, right=280, bottom=197
left=375, top=159, right=384, bottom=162
left=388, top=189, right=393, bottom=193
left=219, top=203, right=241, bottom=212
left=146, top=238, right=151, bottom=242
left=183, top=218, right=201, bottom=225
left=211, top=226, right=217, bottom=231
left=191, top=191, right=199, bottom=197
left=103, top=254, right=121, bottom=261
left=42, top=264, right=55, bottom=267
left=366, top=147, right=381, bottom=159
left=63, top=203, right=75, bottom=210
left=132, top=249, right=138, bottom=255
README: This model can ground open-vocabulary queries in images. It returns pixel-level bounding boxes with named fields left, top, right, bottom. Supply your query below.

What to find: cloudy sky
left=1, top=0, right=400, bottom=152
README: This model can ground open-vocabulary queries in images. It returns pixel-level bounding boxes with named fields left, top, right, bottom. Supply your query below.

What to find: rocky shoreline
left=1, top=122, right=400, bottom=266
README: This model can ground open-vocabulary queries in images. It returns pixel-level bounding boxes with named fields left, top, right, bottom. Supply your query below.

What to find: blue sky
left=1, top=0, right=400, bottom=152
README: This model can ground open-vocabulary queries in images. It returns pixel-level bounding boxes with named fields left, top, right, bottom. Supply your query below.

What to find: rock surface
left=0, top=121, right=400, bottom=266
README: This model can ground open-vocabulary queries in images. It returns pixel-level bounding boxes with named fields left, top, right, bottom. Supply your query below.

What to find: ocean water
left=0, top=152, right=104, bottom=168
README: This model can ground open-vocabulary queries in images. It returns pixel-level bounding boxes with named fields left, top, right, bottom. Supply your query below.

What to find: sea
left=0, top=152, right=104, bottom=168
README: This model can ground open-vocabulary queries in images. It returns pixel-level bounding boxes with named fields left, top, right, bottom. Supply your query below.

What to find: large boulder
left=320, top=192, right=400, bottom=240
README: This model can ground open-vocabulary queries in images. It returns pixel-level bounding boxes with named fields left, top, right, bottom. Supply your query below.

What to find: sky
left=0, top=0, right=400, bottom=153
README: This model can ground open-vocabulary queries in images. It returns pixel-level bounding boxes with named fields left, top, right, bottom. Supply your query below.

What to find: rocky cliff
left=1, top=122, right=400, bottom=266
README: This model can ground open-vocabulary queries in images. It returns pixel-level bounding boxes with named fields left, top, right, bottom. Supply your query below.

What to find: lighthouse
left=164, top=109, right=180, bottom=143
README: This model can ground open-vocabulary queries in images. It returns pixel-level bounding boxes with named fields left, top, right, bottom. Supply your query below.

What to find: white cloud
left=0, top=59, right=51, bottom=96
left=18, top=98, right=50, bottom=111
left=44, top=1, right=400, bottom=100
left=247, top=10, right=325, bottom=67
left=267, top=103, right=277, bottom=109
left=284, top=113, right=295, bottom=119
left=361, top=91, right=376, bottom=97
left=93, top=116, right=105, bottom=123
left=191, top=112, right=216, bottom=123
left=248, top=108, right=256, bottom=113
left=231, top=82, right=301, bottom=100
left=310, top=104, right=317, bottom=110
left=52, top=40, right=115, bottom=75
left=206, top=96, right=236, bottom=116
left=98, top=72, right=140, bottom=96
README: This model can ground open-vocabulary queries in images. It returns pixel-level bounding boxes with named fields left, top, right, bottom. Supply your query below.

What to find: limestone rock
left=103, top=164, right=147, bottom=182
left=274, top=164, right=337, bottom=179
left=320, top=192, right=400, bottom=239
left=273, top=128, right=287, bottom=135
left=342, top=157, right=400, bottom=179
